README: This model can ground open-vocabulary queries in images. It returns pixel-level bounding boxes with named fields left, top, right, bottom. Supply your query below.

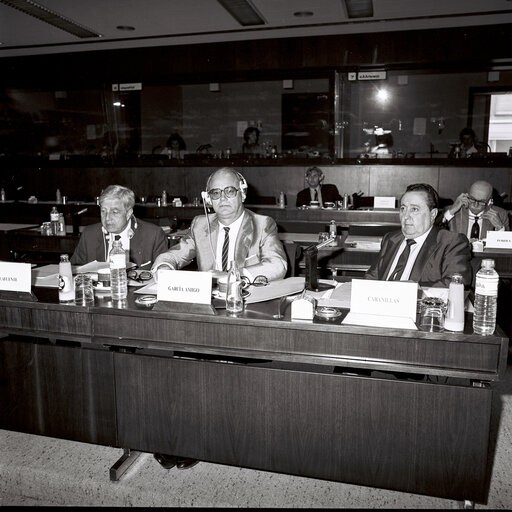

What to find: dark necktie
left=470, top=216, right=480, bottom=239
left=221, top=227, right=230, bottom=272
left=390, top=239, right=416, bottom=281
left=313, top=189, right=318, bottom=202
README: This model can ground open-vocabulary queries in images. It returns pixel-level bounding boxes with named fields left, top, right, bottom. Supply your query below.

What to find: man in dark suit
left=296, top=166, right=341, bottom=207
left=366, top=183, right=472, bottom=287
left=442, top=180, right=509, bottom=240
left=71, top=185, right=168, bottom=267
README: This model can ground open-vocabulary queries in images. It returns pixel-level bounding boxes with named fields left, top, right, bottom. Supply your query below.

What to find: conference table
left=0, top=281, right=508, bottom=506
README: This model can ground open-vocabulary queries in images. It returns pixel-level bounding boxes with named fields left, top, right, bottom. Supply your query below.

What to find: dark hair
left=459, top=127, right=476, bottom=141
left=166, top=133, right=186, bottom=150
left=305, top=166, right=323, bottom=178
left=243, top=126, right=260, bottom=143
left=404, top=183, right=439, bottom=210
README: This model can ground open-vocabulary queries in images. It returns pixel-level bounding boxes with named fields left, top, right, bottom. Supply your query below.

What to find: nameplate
left=342, top=279, right=418, bottom=330
left=374, top=196, right=396, bottom=209
left=0, top=262, right=32, bottom=293
left=485, top=230, right=512, bottom=249
left=157, top=269, right=212, bottom=304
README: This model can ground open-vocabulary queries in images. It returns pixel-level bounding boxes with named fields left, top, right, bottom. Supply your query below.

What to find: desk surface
left=0, top=223, right=38, bottom=231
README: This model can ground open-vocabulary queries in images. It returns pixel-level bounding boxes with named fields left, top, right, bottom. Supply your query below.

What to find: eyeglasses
left=468, top=196, right=488, bottom=206
left=241, top=275, right=268, bottom=289
left=208, top=187, right=239, bottom=200
left=127, top=269, right=152, bottom=282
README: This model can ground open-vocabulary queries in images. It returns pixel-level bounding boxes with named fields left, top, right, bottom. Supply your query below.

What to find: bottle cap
left=481, top=258, right=495, bottom=268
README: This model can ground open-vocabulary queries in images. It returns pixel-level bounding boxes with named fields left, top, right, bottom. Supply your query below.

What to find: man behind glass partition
left=151, top=167, right=287, bottom=281
left=296, top=166, right=341, bottom=207
left=365, top=183, right=472, bottom=287
left=71, top=184, right=168, bottom=267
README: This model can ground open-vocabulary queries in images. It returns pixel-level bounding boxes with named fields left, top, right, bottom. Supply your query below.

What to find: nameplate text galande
left=0, top=262, right=31, bottom=292
left=157, top=269, right=212, bottom=304
left=485, top=230, right=512, bottom=249
left=342, top=279, right=418, bottom=330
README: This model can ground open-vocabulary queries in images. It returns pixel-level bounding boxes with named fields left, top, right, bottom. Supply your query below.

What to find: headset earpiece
left=236, top=171, right=248, bottom=202
left=201, top=190, right=212, bottom=206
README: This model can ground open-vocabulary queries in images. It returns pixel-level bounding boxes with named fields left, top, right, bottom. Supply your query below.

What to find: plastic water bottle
left=58, top=254, right=75, bottom=303
left=109, top=239, right=127, bottom=300
left=279, top=191, right=285, bottom=209
left=58, top=213, right=66, bottom=235
left=444, top=273, right=465, bottom=332
left=50, top=206, right=59, bottom=235
left=473, top=259, right=499, bottom=336
left=226, top=260, right=243, bottom=315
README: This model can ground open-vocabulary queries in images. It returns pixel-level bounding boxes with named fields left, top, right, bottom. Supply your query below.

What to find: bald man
left=443, top=180, right=509, bottom=240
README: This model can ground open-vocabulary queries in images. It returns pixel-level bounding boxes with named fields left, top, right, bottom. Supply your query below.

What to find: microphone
left=72, top=208, right=88, bottom=235
left=75, top=208, right=88, bottom=216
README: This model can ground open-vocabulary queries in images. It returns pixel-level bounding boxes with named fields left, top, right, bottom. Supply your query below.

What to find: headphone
left=201, top=170, right=248, bottom=206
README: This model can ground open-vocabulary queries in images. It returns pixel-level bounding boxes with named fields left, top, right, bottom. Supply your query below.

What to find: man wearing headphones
left=71, top=184, right=168, bottom=266
left=296, top=166, right=341, bottom=207
left=152, top=168, right=287, bottom=280
left=443, top=180, right=509, bottom=240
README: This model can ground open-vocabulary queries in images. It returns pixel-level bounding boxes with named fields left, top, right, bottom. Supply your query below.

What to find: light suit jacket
left=447, top=206, right=509, bottom=239
left=365, top=227, right=472, bottom=287
left=153, top=209, right=287, bottom=281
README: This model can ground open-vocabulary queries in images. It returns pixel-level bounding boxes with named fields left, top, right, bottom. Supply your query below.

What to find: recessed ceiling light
left=294, top=11, right=314, bottom=17
left=116, top=25, right=135, bottom=31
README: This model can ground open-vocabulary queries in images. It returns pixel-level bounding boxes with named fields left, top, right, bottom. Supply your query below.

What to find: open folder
left=342, top=279, right=418, bottom=330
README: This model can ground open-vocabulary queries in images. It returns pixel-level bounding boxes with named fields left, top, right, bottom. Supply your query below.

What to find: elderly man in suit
left=442, top=180, right=509, bottom=240
left=366, top=183, right=472, bottom=287
left=152, top=167, right=287, bottom=281
left=296, top=166, right=341, bottom=207
left=71, top=184, right=168, bottom=267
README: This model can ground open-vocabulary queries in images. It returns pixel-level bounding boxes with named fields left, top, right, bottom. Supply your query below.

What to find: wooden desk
left=0, top=288, right=507, bottom=504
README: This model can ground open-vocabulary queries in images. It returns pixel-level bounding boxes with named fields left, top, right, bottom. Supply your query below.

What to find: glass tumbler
left=74, top=274, right=94, bottom=306
left=419, top=297, right=446, bottom=332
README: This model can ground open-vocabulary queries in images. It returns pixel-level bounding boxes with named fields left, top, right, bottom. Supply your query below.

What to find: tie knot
left=406, top=238, right=416, bottom=247
left=224, top=227, right=230, bottom=234
left=114, top=234, right=121, bottom=241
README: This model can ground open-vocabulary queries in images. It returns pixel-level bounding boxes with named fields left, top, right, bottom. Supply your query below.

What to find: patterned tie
left=390, top=239, right=416, bottom=281
left=221, top=227, right=230, bottom=272
left=313, top=189, right=318, bottom=201
left=470, top=216, right=480, bottom=239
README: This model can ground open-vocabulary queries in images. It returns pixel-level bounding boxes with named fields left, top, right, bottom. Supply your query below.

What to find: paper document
left=344, top=235, right=382, bottom=251
left=32, top=264, right=60, bottom=287
left=317, top=281, right=351, bottom=309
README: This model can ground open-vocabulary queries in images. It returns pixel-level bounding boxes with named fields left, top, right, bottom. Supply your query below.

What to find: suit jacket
left=447, top=206, right=509, bottom=239
left=71, top=218, right=168, bottom=266
left=296, top=184, right=341, bottom=207
left=152, top=209, right=287, bottom=281
left=365, top=227, right=472, bottom=287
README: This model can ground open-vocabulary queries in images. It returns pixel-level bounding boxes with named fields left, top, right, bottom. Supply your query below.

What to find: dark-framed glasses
left=468, top=196, right=488, bottom=206
left=241, top=275, right=268, bottom=289
left=127, top=269, right=152, bottom=282
left=208, top=186, right=239, bottom=200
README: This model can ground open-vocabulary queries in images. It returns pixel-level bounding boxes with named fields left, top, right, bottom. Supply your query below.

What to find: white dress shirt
left=385, top=228, right=432, bottom=281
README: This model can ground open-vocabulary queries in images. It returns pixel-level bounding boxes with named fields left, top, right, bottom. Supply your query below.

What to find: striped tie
left=390, top=239, right=416, bottom=281
left=221, top=227, right=230, bottom=272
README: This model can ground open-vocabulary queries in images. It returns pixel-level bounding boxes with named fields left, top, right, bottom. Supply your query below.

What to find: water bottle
left=109, top=239, right=128, bottom=300
left=161, top=190, right=167, bottom=206
left=58, top=254, right=75, bottom=303
left=0, top=188, right=5, bottom=201
left=279, top=191, right=285, bottom=209
left=444, top=273, right=465, bottom=332
left=226, top=260, right=243, bottom=315
left=473, top=259, right=499, bottom=336
left=50, top=206, right=59, bottom=235
left=56, top=188, right=62, bottom=203
left=58, top=213, right=66, bottom=235
left=329, top=220, right=337, bottom=246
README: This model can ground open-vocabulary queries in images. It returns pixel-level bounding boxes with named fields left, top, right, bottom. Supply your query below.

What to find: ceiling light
left=217, top=0, right=266, bottom=26
left=0, top=0, right=102, bottom=38
left=343, top=0, right=374, bottom=19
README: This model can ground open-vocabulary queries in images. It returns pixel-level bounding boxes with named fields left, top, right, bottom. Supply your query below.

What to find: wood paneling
left=114, top=353, right=491, bottom=501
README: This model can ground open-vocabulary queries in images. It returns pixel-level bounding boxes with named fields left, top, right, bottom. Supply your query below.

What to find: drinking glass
left=74, top=274, right=94, bottom=306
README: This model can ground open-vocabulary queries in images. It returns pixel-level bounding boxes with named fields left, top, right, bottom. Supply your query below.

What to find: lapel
left=380, top=231, right=403, bottom=279
left=459, top=210, right=469, bottom=237
left=409, top=227, right=438, bottom=282
left=200, top=215, right=219, bottom=270
left=233, top=211, right=254, bottom=265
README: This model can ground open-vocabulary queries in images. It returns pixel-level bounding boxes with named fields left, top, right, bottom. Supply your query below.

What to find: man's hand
left=482, top=208, right=504, bottom=230
left=448, top=193, right=469, bottom=215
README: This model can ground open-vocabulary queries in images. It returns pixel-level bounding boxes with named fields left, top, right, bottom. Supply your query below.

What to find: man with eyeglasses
left=152, top=167, right=287, bottom=281
left=443, top=180, right=509, bottom=240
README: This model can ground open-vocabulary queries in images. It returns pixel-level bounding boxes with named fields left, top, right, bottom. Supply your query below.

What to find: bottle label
left=50, top=213, right=59, bottom=221
left=475, top=276, right=499, bottom=296
left=58, top=274, right=72, bottom=293
left=110, top=253, right=126, bottom=269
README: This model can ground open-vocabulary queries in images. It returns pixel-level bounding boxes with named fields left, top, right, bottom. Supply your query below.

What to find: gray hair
left=99, top=185, right=135, bottom=210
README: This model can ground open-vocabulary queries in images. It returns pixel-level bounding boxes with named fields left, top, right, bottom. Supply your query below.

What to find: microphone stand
left=304, top=236, right=336, bottom=292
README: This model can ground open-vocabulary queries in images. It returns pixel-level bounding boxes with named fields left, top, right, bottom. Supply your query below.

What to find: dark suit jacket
left=365, top=227, right=472, bottom=287
left=296, top=184, right=341, bottom=207
left=447, top=206, right=510, bottom=239
left=71, top=217, right=168, bottom=266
